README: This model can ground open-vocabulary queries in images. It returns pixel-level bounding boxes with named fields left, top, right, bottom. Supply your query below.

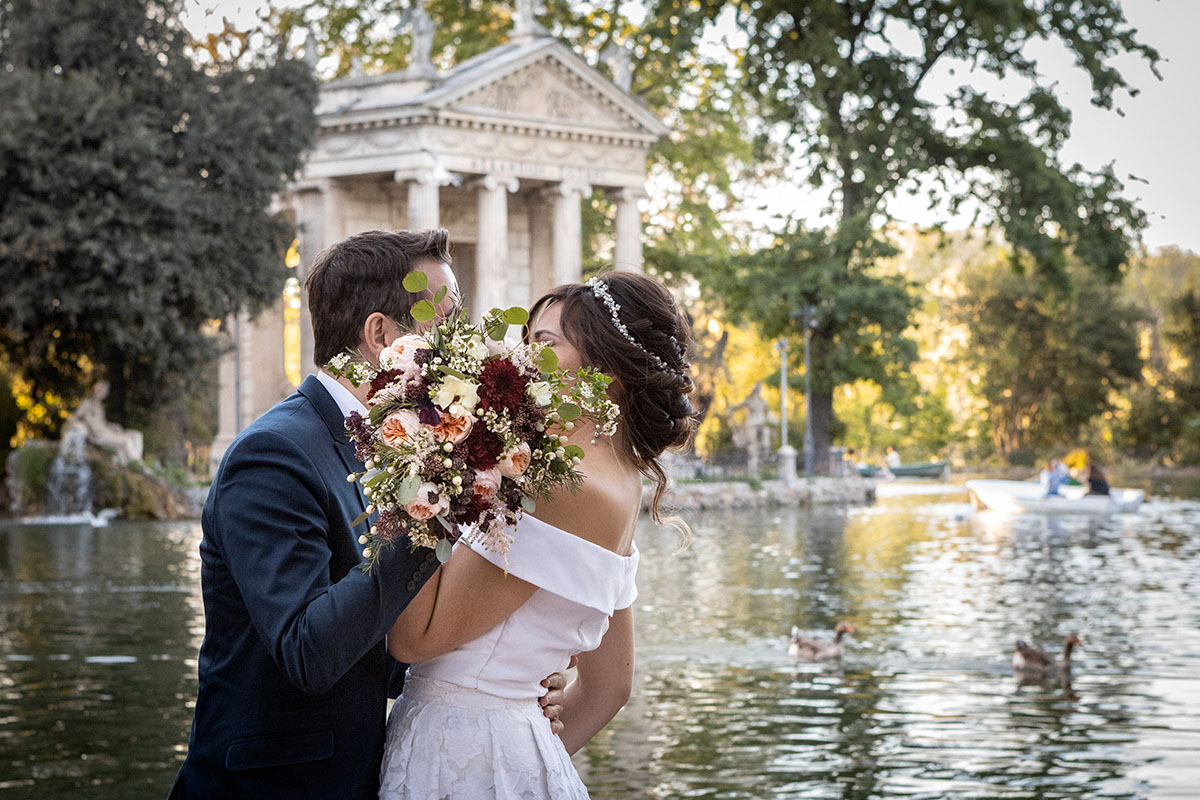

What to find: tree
left=718, top=0, right=1158, bottom=468
left=954, top=260, right=1142, bottom=459
left=694, top=223, right=919, bottom=469
left=0, top=0, right=317, bottom=449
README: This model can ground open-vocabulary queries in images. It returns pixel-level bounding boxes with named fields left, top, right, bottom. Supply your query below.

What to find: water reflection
left=2, top=483, right=1199, bottom=798
left=0, top=521, right=202, bottom=799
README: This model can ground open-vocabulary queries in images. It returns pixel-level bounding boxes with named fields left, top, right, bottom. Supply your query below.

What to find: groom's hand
left=539, top=656, right=577, bottom=734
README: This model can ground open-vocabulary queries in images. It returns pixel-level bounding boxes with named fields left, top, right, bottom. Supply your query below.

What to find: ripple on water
left=4, top=498, right=1200, bottom=798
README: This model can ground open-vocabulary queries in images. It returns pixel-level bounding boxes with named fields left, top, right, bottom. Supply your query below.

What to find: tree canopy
left=0, top=0, right=317, bottom=437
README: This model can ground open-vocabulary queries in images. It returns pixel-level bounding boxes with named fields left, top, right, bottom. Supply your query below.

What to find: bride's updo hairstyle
left=527, top=271, right=699, bottom=528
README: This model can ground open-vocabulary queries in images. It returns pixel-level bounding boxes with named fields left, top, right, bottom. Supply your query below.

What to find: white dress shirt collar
left=316, top=370, right=367, bottom=419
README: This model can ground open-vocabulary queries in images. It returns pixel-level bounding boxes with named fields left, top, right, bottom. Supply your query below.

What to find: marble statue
left=601, top=41, right=633, bottom=92
left=66, top=381, right=144, bottom=467
left=731, top=382, right=777, bottom=476
left=402, top=0, right=437, bottom=78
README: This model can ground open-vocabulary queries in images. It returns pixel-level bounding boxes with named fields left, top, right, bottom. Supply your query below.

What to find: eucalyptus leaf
left=563, top=444, right=584, bottom=460
left=437, top=365, right=467, bottom=379
left=503, top=306, right=530, bottom=325
left=558, top=402, right=581, bottom=421
left=411, top=300, right=436, bottom=322
left=363, top=469, right=387, bottom=489
left=433, top=284, right=448, bottom=304
left=536, top=347, right=558, bottom=373
left=349, top=508, right=371, bottom=529
left=486, top=320, right=508, bottom=341
left=403, top=271, right=428, bottom=292
left=521, top=495, right=537, bottom=513
left=396, top=474, right=421, bottom=504
left=436, top=537, right=454, bottom=563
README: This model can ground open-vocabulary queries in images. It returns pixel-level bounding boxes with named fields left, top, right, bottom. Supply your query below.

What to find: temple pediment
left=316, top=37, right=667, bottom=145
left=435, top=46, right=664, bottom=140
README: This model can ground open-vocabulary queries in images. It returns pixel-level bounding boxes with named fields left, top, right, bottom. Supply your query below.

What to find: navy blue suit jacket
left=169, top=375, right=439, bottom=799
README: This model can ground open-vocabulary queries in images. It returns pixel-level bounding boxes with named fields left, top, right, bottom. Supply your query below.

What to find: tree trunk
left=808, top=389, right=836, bottom=474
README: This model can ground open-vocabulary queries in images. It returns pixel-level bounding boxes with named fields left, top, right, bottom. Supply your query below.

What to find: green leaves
left=395, top=473, right=420, bottom=505
left=520, top=495, right=537, bottom=514
left=535, top=346, right=559, bottom=373
left=411, top=300, right=436, bottom=322
left=502, top=307, right=529, bottom=325
left=557, top=402, right=581, bottom=422
left=563, top=444, right=584, bottom=460
left=403, top=271, right=429, bottom=292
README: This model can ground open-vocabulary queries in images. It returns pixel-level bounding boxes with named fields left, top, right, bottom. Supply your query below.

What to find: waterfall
left=46, top=424, right=93, bottom=517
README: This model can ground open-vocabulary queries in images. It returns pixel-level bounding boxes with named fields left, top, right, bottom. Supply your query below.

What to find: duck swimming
left=789, top=621, right=855, bottom=661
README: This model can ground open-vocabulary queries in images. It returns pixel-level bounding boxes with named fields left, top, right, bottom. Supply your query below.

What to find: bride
left=378, top=271, right=697, bottom=798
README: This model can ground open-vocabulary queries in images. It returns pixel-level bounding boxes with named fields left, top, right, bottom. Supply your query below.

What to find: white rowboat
left=965, top=479, right=1144, bottom=515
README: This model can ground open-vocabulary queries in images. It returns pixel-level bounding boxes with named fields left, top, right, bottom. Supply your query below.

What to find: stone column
left=547, top=182, right=590, bottom=285
left=472, top=174, right=519, bottom=314
left=295, top=180, right=343, bottom=377
left=399, top=169, right=441, bottom=230
left=528, top=192, right=554, bottom=298
left=210, top=316, right=242, bottom=473
left=612, top=186, right=647, bottom=272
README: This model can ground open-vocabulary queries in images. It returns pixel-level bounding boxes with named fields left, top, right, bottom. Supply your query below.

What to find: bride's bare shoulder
left=531, top=473, right=639, bottom=555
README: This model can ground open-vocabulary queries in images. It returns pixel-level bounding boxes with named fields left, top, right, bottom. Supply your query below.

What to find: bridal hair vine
left=586, top=277, right=681, bottom=375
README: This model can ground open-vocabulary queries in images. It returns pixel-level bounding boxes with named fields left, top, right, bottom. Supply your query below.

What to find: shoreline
left=644, top=477, right=877, bottom=513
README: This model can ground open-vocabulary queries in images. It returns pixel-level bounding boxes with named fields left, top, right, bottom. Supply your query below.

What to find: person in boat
left=1040, top=458, right=1070, bottom=497
left=1086, top=463, right=1110, bottom=496
left=885, top=446, right=901, bottom=469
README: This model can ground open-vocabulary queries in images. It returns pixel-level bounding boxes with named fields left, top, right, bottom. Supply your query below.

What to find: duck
left=789, top=621, right=855, bottom=661
left=1012, top=634, right=1082, bottom=674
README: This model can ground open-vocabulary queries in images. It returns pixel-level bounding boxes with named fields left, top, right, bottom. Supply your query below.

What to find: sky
left=180, top=0, right=1199, bottom=253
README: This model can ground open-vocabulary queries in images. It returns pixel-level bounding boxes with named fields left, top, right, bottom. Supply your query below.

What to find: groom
left=169, top=230, right=565, bottom=798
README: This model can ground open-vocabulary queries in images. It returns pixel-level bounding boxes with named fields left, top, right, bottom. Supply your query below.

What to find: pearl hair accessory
left=586, top=277, right=682, bottom=375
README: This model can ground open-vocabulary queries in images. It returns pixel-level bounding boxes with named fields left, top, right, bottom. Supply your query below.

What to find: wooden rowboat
left=857, top=461, right=950, bottom=479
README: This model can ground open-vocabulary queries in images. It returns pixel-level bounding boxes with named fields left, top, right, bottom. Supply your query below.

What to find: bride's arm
left=386, top=545, right=538, bottom=663
left=557, top=606, right=635, bottom=755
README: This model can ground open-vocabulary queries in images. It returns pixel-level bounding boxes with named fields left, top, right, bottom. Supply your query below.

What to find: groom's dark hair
left=305, top=228, right=452, bottom=367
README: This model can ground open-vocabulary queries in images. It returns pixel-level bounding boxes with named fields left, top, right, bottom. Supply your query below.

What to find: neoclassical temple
left=210, top=26, right=667, bottom=467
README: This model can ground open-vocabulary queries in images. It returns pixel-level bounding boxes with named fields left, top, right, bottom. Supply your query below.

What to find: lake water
left=2, top=477, right=1199, bottom=799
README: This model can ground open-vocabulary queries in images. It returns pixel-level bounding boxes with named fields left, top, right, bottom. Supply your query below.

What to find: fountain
left=44, top=421, right=95, bottom=520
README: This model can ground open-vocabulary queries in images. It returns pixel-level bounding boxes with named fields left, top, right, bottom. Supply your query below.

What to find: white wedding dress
left=378, top=514, right=639, bottom=800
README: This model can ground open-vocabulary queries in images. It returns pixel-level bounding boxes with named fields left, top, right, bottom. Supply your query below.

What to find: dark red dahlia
left=456, top=425, right=503, bottom=470
left=477, top=358, right=529, bottom=412
left=366, top=369, right=404, bottom=401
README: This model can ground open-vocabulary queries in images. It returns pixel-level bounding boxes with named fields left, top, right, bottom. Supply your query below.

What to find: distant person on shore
left=885, top=446, right=901, bottom=469
left=1086, top=463, right=1111, bottom=496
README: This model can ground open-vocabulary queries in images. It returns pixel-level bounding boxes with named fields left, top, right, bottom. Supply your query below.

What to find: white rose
left=465, top=337, right=490, bottom=361
left=526, top=380, right=553, bottom=406
left=432, top=375, right=480, bottom=412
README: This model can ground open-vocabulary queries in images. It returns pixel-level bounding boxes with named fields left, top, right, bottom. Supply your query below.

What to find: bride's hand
left=538, top=656, right=578, bottom=734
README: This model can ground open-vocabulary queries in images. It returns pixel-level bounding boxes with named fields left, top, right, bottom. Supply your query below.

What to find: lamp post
left=775, top=338, right=797, bottom=484
left=802, top=304, right=816, bottom=475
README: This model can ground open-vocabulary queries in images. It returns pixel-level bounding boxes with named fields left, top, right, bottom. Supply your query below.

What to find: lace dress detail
left=378, top=515, right=638, bottom=799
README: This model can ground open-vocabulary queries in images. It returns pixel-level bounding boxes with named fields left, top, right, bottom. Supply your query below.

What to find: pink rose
left=497, top=442, right=532, bottom=478
left=405, top=482, right=449, bottom=520
left=473, top=466, right=502, bottom=501
left=432, top=409, right=474, bottom=444
left=380, top=410, right=421, bottom=448
left=379, top=334, right=427, bottom=382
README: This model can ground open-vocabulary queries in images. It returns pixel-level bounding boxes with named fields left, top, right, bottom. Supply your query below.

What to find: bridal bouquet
left=327, top=272, right=618, bottom=573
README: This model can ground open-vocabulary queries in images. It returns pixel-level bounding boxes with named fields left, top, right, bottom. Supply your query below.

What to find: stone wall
left=644, top=477, right=876, bottom=513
